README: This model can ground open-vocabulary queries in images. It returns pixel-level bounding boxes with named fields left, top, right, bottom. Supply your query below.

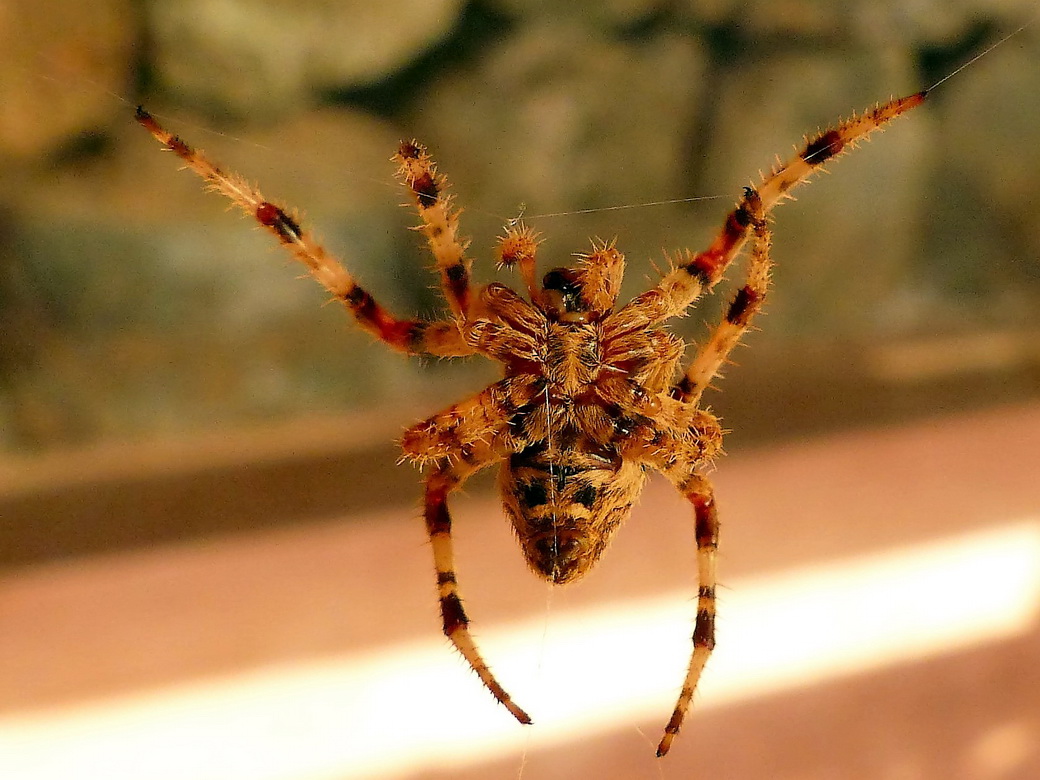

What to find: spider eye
left=542, top=268, right=582, bottom=296
left=541, top=267, right=588, bottom=319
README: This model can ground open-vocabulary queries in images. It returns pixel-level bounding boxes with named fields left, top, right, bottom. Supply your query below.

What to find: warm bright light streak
left=2, top=520, right=1038, bottom=780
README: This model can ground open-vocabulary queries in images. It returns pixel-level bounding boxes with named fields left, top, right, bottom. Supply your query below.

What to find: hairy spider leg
left=671, top=91, right=926, bottom=402
left=656, top=472, right=719, bottom=757
left=621, top=406, right=723, bottom=756
left=462, top=285, right=546, bottom=366
left=134, top=108, right=471, bottom=357
left=401, top=376, right=542, bottom=722
left=399, top=374, right=541, bottom=466
left=394, top=140, right=473, bottom=320
left=636, top=91, right=924, bottom=754
left=423, top=465, right=533, bottom=726
left=672, top=190, right=771, bottom=405
left=615, top=90, right=926, bottom=332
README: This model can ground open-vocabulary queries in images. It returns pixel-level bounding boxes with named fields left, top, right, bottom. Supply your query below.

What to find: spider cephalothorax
left=137, top=88, right=924, bottom=755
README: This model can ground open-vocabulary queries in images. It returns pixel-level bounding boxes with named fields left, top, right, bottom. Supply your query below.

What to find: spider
left=136, top=88, right=925, bottom=756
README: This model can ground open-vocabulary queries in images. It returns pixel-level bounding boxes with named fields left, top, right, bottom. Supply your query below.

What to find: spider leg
left=657, top=470, right=719, bottom=757
left=672, top=191, right=771, bottom=404
left=399, top=375, right=540, bottom=465
left=400, top=376, right=542, bottom=721
left=620, top=404, right=723, bottom=756
left=394, top=141, right=473, bottom=320
left=612, top=91, right=926, bottom=329
left=135, top=108, right=471, bottom=357
left=424, top=463, right=532, bottom=726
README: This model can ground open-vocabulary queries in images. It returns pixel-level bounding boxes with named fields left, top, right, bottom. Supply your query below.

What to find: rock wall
left=1, top=1, right=1037, bottom=449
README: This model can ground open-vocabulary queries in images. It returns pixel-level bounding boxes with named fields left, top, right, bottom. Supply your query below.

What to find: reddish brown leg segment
left=425, top=469, right=532, bottom=725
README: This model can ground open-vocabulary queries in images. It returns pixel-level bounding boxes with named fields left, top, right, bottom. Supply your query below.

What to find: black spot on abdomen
left=518, top=480, right=548, bottom=508
left=574, top=483, right=597, bottom=509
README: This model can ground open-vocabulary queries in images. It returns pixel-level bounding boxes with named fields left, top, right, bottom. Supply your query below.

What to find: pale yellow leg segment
left=657, top=473, right=719, bottom=757
left=399, top=375, right=541, bottom=467
left=757, top=91, right=926, bottom=211
left=136, top=108, right=355, bottom=297
left=425, top=470, right=532, bottom=725
left=394, top=141, right=473, bottom=319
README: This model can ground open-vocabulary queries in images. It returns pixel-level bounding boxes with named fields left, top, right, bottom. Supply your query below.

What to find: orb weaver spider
left=137, top=87, right=924, bottom=755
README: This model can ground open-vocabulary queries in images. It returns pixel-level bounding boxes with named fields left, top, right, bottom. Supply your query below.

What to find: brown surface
left=1, top=402, right=1038, bottom=777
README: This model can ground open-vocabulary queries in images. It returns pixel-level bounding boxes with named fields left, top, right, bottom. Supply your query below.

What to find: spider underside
left=137, top=89, right=925, bottom=756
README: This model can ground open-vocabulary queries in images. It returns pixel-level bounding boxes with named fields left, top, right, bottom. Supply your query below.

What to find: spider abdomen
left=501, top=437, right=647, bottom=583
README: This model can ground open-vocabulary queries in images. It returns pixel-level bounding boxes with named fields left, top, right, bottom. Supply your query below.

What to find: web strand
left=927, top=19, right=1036, bottom=93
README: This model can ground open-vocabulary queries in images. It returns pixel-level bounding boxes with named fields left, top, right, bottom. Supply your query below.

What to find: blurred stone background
left=1, top=0, right=1038, bottom=455
left=2, top=8, right=1039, bottom=775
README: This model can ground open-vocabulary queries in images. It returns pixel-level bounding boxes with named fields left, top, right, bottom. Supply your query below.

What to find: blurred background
left=1, top=1, right=1039, bottom=778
